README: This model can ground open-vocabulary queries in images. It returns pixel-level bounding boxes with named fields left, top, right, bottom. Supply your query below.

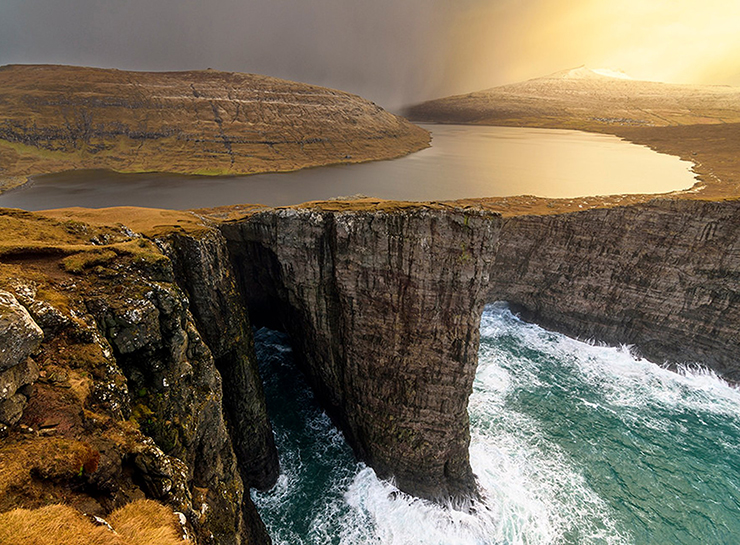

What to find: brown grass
left=39, top=207, right=210, bottom=238
left=0, top=500, right=184, bottom=545
left=62, top=250, right=118, bottom=274
left=0, top=438, right=99, bottom=507
left=108, top=500, right=184, bottom=544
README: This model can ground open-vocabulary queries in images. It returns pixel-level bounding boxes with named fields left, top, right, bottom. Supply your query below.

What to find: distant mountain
left=405, top=66, right=740, bottom=128
left=0, top=65, right=429, bottom=190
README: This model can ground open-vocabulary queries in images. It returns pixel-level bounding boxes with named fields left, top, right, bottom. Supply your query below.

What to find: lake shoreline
left=0, top=124, right=697, bottom=212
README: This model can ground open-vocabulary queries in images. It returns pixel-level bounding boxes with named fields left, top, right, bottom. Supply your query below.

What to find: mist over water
left=252, top=305, right=740, bottom=544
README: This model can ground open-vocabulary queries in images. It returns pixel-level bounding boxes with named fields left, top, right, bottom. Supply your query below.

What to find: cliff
left=0, top=208, right=277, bottom=544
left=0, top=64, right=430, bottom=190
left=214, top=195, right=740, bottom=505
left=4, top=193, right=740, bottom=538
left=221, top=206, right=498, bottom=501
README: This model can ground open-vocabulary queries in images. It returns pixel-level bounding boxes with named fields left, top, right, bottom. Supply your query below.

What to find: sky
left=1, top=0, right=739, bottom=111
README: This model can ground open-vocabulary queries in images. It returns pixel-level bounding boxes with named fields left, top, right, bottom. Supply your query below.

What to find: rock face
left=0, top=64, right=429, bottom=186
left=0, top=291, right=43, bottom=426
left=222, top=207, right=499, bottom=501
left=220, top=197, right=740, bottom=502
left=161, top=228, right=279, bottom=491
left=489, top=199, right=740, bottom=381
left=0, top=208, right=276, bottom=544
left=0, top=290, right=43, bottom=372
left=85, top=270, right=261, bottom=544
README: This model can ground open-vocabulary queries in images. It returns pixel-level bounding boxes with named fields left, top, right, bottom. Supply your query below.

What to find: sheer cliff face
left=490, top=199, right=740, bottom=380
left=161, top=229, right=279, bottom=492
left=5, top=195, right=740, bottom=535
left=221, top=198, right=740, bottom=502
left=0, top=64, right=429, bottom=184
left=222, top=208, right=500, bottom=500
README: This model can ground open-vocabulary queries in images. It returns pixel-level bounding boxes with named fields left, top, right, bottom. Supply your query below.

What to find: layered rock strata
left=220, top=197, right=740, bottom=502
left=221, top=207, right=499, bottom=501
left=487, top=198, right=740, bottom=381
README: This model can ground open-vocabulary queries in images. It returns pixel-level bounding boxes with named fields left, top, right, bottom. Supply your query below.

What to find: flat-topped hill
left=0, top=64, right=429, bottom=191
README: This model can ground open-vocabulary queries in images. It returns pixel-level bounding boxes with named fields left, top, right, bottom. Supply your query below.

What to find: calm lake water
left=253, top=305, right=740, bottom=545
left=0, top=124, right=696, bottom=211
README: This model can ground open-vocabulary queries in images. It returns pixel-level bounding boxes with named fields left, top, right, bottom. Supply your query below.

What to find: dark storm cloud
left=6, top=1, right=735, bottom=110
left=0, top=0, right=484, bottom=110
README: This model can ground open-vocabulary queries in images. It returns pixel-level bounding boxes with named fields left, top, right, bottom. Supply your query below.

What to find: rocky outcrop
left=86, top=276, right=254, bottom=544
left=0, top=290, right=43, bottom=372
left=0, top=64, right=429, bottom=187
left=0, top=291, right=43, bottom=427
left=219, top=197, right=740, bottom=502
left=0, top=209, right=276, bottom=544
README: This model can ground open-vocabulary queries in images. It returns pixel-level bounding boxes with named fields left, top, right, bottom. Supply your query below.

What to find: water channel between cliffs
left=0, top=124, right=696, bottom=211
left=252, top=304, right=740, bottom=545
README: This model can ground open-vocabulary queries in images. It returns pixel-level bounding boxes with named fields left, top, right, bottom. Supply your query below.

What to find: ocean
left=253, top=304, right=740, bottom=544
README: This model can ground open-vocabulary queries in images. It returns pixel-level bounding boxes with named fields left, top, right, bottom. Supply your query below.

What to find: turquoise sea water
left=252, top=304, right=740, bottom=544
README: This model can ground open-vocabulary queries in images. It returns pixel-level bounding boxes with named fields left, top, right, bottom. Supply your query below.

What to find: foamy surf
left=253, top=305, right=740, bottom=544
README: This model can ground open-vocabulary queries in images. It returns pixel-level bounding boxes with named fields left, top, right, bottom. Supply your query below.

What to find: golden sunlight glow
left=446, top=0, right=740, bottom=92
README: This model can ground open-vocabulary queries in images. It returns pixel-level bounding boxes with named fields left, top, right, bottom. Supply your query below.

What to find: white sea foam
left=481, top=304, right=740, bottom=420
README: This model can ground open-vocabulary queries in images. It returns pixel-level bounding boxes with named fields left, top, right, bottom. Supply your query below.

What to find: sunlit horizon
left=443, top=0, right=740, bottom=100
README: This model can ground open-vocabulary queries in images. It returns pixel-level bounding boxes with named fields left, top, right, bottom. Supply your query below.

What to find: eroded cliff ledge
left=0, top=64, right=429, bottom=190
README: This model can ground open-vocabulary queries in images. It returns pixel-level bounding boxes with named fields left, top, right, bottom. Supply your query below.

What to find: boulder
left=0, top=290, right=43, bottom=372
left=0, top=357, right=39, bottom=402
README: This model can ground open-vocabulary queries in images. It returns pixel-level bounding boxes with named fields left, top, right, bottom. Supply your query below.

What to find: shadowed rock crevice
left=159, top=229, right=280, bottom=492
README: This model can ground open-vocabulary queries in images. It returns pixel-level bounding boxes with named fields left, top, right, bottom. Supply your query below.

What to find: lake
left=0, top=124, right=696, bottom=211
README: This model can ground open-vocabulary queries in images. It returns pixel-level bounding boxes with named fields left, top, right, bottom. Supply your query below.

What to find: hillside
left=0, top=64, right=430, bottom=191
left=406, top=66, right=740, bottom=128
